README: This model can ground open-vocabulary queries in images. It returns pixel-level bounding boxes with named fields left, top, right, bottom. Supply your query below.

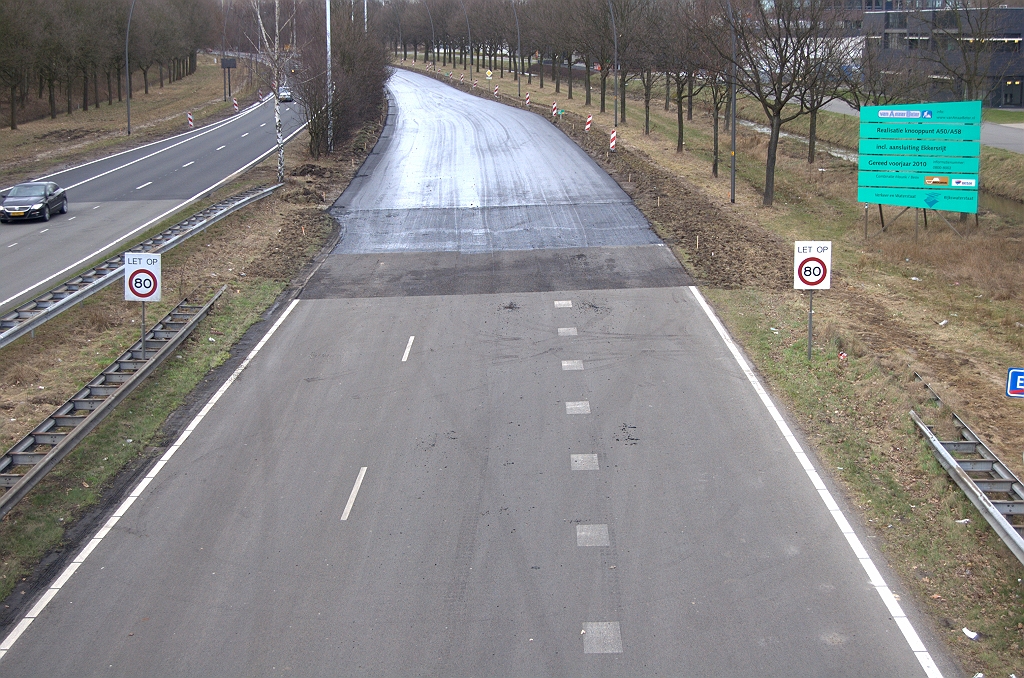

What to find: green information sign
left=858, top=171, right=978, bottom=189
left=857, top=187, right=978, bottom=212
left=859, top=122, right=981, bottom=141
left=858, top=153, right=979, bottom=174
left=858, top=139, right=981, bottom=157
left=859, top=101, right=982, bottom=124
left=857, top=101, right=982, bottom=214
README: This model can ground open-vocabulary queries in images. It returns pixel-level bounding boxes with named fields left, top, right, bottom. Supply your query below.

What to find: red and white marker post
left=585, top=115, right=592, bottom=132
left=460, top=73, right=464, bottom=84
left=232, top=98, right=238, bottom=113
left=494, top=84, right=499, bottom=96
left=187, top=112, right=193, bottom=129
left=552, top=102, right=557, bottom=117
left=473, top=80, right=478, bottom=89
left=610, top=129, right=617, bottom=151
left=525, top=92, right=530, bottom=106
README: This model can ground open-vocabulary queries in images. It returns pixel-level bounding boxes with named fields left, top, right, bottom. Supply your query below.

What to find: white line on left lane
left=341, top=467, right=368, bottom=521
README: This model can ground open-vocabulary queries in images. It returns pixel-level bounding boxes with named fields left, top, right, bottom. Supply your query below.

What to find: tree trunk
left=66, top=76, right=72, bottom=115
left=93, top=69, right=99, bottom=109
left=142, top=67, right=149, bottom=94
left=539, top=52, right=544, bottom=88
left=527, top=54, right=531, bottom=85
left=159, top=64, right=164, bottom=88
left=807, top=108, right=817, bottom=164
left=665, top=72, right=670, bottom=111
left=676, top=79, right=684, bottom=152
left=600, top=68, right=607, bottom=113
left=82, top=71, right=88, bottom=111
left=567, top=53, right=572, bottom=99
left=643, top=70, right=652, bottom=135
left=107, top=70, right=113, bottom=105
left=713, top=106, right=720, bottom=177
left=116, top=66, right=122, bottom=101
left=687, top=75, right=693, bottom=121
left=10, top=84, right=16, bottom=130
left=555, top=52, right=560, bottom=94
left=764, top=115, right=782, bottom=206
left=48, top=79, right=56, bottom=119
left=585, top=59, right=591, bottom=107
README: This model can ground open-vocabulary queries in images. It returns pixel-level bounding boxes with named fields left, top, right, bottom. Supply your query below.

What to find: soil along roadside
left=0, top=120, right=383, bottom=622
left=406, top=61, right=1024, bottom=675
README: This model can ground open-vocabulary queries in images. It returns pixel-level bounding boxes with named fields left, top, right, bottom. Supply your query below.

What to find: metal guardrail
left=0, top=184, right=281, bottom=351
left=911, top=374, right=1024, bottom=567
left=0, top=286, right=226, bottom=520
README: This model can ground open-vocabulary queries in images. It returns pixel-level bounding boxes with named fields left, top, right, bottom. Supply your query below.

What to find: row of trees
left=375, top=0, right=1008, bottom=206
left=0, top=0, right=218, bottom=130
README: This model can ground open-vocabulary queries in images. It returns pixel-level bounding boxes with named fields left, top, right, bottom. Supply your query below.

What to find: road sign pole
left=141, top=301, right=146, bottom=358
left=807, top=290, right=813, bottom=362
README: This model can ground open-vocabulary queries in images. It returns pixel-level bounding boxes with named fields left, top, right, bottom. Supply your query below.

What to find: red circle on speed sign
left=128, top=268, right=158, bottom=298
left=797, top=257, right=827, bottom=287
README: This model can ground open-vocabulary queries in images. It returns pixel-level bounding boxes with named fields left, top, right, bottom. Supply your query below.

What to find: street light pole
left=327, top=0, right=333, bottom=152
left=425, top=2, right=436, bottom=71
left=125, top=0, right=138, bottom=135
left=606, top=0, right=618, bottom=126
left=511, top=0, right=521, bottom=98
left=726, top=0, right=737, bottom=203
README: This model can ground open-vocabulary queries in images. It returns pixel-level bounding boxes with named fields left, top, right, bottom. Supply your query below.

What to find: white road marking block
left=687, top=285, right=943, bottom=678
left=554, top=300, right=572, bottom=308
left=558, top=327, right=578, bottom=336
left=571, top=454, right=599, bottom=471
left=582, top=622, right=622, bottom=653
left=576, top=524, right=610, bottom=546
left=566, top=401, right=590, bottom=414
left=561, top=360, right=584, bottom=371
left=402, top=335, right=415, bottom=362
left=340, top=467, right=367, bottom=521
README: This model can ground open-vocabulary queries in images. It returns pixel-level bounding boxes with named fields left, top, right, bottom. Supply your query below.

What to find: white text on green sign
left=860, top=101, right=982, bottom=124
left=859, top=123, right=981, bottom=141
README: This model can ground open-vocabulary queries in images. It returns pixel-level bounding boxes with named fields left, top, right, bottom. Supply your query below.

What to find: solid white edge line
left=0, top=121, right=309, bottom=312
left=401, top=335, right=415, bottom=362
left=686, top=285, right=942, bottom=678
left=340, top=467, right=368, bottom=521
left=0, top=298, right=301, bottom=662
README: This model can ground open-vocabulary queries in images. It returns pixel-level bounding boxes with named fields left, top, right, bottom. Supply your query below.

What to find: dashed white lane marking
left=576, top=524, right=609, bottom=546
left=565, top=401, right=590, bottom=414
left=570, top=454, right=599, bottom=471
left=92, top=205, right=101, bottom=209
left=182, top=161, right=195, bottom=168
left=135, top=181, right=152, bottom=190
left=401, top=335, right=415, bottom=362
left=582, top=622, right=622, bottom=653
left=554, top=300, right=572, bottom=308
left=0, top=299, right=301, bottom=662
left=561, top=360, right=583, bottom=371
left=260, top=122, right=267, bottom=127
left=6, top=243, right=16, bottom=248
left=39, top=229, right=48, bottom=233
left=216, top=145, right=226, bottom=151
left=241, top=132, right=249, bottom=137
left=558, top=327, right=577, bottom=336
left=687, top=286, right=942, bottom=677
left=66, top=217, right=75, bottom=221
left=340, top=467, right=367, bottom=521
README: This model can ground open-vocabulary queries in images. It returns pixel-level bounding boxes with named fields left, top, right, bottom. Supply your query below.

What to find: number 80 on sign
left=124, top=252, right=162, bottom=302
left=794, top=241, right=831, bottom=290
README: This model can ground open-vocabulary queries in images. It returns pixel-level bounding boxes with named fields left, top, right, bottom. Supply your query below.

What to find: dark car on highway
left=1, top=182, right=68, bottom=222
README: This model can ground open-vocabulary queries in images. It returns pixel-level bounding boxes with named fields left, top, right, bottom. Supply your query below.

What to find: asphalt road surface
left=0, top=98, right=305, bottom=314
left=0, top=69, right=957, bottom=676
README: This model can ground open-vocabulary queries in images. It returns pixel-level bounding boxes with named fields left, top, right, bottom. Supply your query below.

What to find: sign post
left=125, top=252, right=162, bottom=359
left=794, top=241, right=832, bottom=361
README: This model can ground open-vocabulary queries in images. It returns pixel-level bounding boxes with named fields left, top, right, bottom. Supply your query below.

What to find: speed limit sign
left=794, top=241, right=831, bottom=290
left=124, top=252, right=162, bottom=302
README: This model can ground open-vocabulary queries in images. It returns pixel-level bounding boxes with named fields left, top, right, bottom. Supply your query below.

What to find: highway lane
left=0, top=69, right=957, bottom=676
left=0, top=99, right=306, bottom=314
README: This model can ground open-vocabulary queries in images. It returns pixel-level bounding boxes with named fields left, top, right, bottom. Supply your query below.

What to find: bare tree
left=916, top=2, right=1010, bottom=102
left=252, top=0, right=287, bottom=182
